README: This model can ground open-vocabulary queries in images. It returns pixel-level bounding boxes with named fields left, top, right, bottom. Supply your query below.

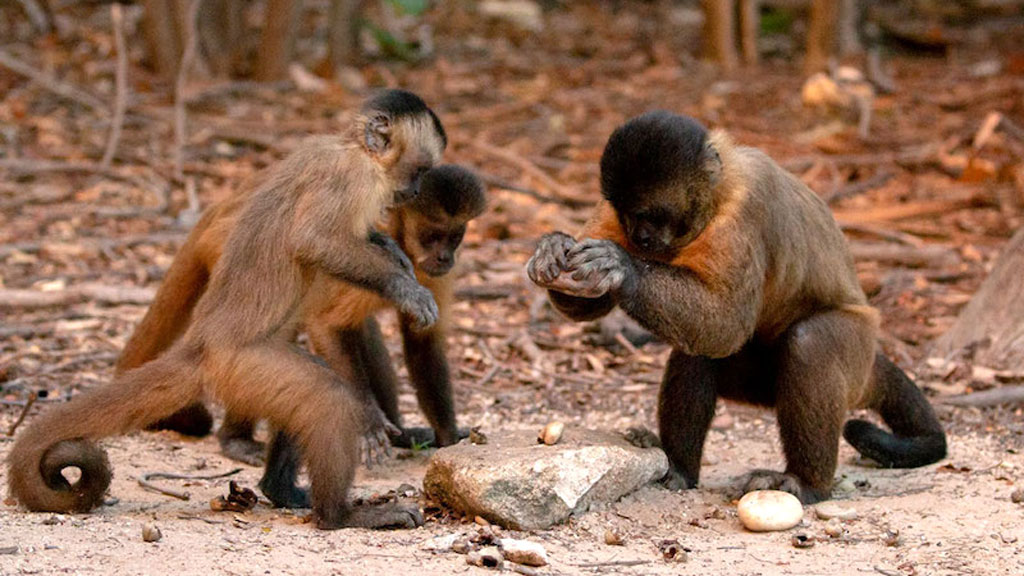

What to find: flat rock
left=814, top=501, right=858, bottom=521
left=423, top=429, right=668, bottom=530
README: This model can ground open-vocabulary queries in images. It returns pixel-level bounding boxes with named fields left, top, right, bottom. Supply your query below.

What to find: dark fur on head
left=414, top=164, right=487, bottom=220
left=599, top=111, right=723, bottom=259
left=363, top=89, right=448, bottom=149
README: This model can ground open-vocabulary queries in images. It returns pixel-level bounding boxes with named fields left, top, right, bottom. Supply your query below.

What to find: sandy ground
left=2, top=402, right=1022, bottom=576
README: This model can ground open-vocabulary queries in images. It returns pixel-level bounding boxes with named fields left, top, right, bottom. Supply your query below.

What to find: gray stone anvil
left=423, top=428, right=668, bottom=530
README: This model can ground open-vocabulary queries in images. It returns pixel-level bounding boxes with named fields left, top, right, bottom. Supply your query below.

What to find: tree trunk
left=141, top=0, right=183, bottom=79
left=701, top=0, right=737, bottom=72
left=328, top=0, right=364, bottom=74
left=932, top=227, right=1024, bottom=369
left=256, top=0, right=303, bottom=81
left=738, top=0, right=759, bottom=66
left=199, top=0, right=245, bottom=77
left=805, top=0, right=838, bottom=74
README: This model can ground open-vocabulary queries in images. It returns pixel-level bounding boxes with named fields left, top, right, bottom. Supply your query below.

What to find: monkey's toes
left=742, top=470, right=823, bottom=504
left=663, top=468, right=697, bottom=491
left=346, top=502, right=424, bottom=530
left=623, top=426, right=661, bottom=449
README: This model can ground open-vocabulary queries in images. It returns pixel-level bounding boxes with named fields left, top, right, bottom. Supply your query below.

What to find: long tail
left=115, top=228, right=211, bottom=375
left=7, top=345, right=204, bottom=512
left=843, top=352, right=947, bottom=468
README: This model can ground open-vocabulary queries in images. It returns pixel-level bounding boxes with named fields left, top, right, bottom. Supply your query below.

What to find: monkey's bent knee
left=10, top=439, right=112, bottom=513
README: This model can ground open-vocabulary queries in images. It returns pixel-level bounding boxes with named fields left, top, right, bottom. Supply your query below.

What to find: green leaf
left=366, top=22, right=419, bottom=61
left=389, top=0, right=429, bottom=16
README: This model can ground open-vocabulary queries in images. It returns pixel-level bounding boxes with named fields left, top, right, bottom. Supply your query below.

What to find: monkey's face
left=369, top=115, right=446, bottom=205
left=600, top=111, right=722, bottom=261
left=408, top=218, right=467, bottom=277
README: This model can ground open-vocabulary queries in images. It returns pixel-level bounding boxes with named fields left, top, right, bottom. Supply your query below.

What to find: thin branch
left=7, top=392, right=38, bottom=436
left=174, top=0, right=202, bottom=181
left=942, top=385, right=1024, bottom=407
left=0, top=49, right=108, bottom=116
left=138, top=468, right=243, bottom=502
left=467, top=138, right=594, bottom=208
left=100, top=3, right=129, bottom=170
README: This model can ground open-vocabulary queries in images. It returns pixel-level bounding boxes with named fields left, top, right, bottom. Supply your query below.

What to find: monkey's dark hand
left=389, top=280, right=439, bottom=330
left=526, top=232, right=577, bottom=286
left=362, top=404, right=401, bottom=468
left=370, top=229, right=415, bottom=276
left=563, top=238, right=636, bottom=298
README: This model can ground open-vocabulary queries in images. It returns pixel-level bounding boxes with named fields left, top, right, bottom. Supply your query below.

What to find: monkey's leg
left=747, top=310, right=874, bottom=504
left=209, top=343, right=421, bottom=530
left=217, top=412, right=264, bottom=467
left=398, top=317, right=465, bottom=448
left=145, top=402, right=215, bottom=437
left=258, top=431, right=309, bottom=508
left=658, top=350, right=720, bottom=490
left=308, top=319, right=396, bottom=465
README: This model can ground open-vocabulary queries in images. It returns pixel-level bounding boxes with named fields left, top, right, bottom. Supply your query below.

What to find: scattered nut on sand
left=141, top=524, right=162, bottom=543
left=737, top=490, right=804, bottom=532
left=791, top=533, right=815, bottom=548
left=538, top=421, right=564, bottom=445
left=814, top=501, right=858, bottom=521
left=604, top=529, right=624, bottom=546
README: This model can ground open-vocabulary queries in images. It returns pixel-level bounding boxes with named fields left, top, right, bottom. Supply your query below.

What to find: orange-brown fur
left=8, top=96, right=445, bottom=528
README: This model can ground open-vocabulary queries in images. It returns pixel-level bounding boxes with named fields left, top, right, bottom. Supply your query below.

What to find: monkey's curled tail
left=843, top=352, right=947, bottom=468
left=7, top=346, right=204, bottom=512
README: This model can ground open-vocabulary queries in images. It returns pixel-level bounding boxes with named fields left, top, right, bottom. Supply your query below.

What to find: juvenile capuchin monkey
left=118, top=165, right=486, bottom=474
left=7, top=89, right=446, bottom=529
left=527, top=112, right=946, bottom=504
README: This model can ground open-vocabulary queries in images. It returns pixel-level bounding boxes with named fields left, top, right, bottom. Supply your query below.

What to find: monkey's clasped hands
left=527, top=233, right=634, bottom=299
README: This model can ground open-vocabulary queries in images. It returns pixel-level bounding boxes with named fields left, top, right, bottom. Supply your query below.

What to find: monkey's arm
left=295, top=232, right=438, bottom=329
left=398, top=318, right=460, bottom=447
left=567, top=239, right=763, bottom=358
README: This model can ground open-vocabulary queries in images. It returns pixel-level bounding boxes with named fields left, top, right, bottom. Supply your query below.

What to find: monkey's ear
left=364, top=113, right=392, bottom=154
left=702, top=141, right=723, bottom=188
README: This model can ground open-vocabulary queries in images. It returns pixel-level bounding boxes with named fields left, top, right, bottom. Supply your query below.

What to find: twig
left=467, top=138, right=593, bottom=207
left=0, top=50, right=108, bottom=116
left=479, top=172, right=594, bottom=209
left=138, top=468, right=243, bottom=501
left=849, top=243, right=958, bottom=268
left=455, top=284, right=520, bottom=301
left=783, top=145, right=936, bottom=173
left=834, top=194, right=987, bottom=224
left=874, top=566, right=902, bottom=576
left=0, top=159, right=169, bottom=212
left=942, top=385, right=1024, bottom=407
left=572, top=559, right=651, bottom=568
left=174, top=0, right=202, bottom=181
left=0, top=284, right=156, bottom=310
left=100, top=3, right=128, bottom=170
left=825, top=171, right=895, bottom=204
left=475, top=365, right=501, bottom=387
left=613, top=332, right=638, bottom=355
left=838, top=221, right=925, bottom=247
left=7, top=392, right=38, bottom=436
left=0, top=231, right=186, bottom=258
left=15, top=0, right=50, bottom=33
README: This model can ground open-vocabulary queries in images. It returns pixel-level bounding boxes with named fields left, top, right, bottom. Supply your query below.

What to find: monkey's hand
left=389, top=280, right=439, bottom=330
left=526, top=232, right=577, bottom=286
left=369, top=229, right=415, bottom=276
left=362, top=404, right=401, bottom=468
left=563, top=238, right=636, bottom=298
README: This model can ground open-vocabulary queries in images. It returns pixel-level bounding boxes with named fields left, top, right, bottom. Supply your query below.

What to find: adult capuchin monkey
left=8, top=89, right=446, bottom=529
left=119, top=165, right=487, bottom=471
left=527, top=111, right=946, bottom=504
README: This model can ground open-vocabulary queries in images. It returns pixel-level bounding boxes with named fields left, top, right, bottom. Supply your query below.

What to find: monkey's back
left=736, top=147, right=868, bottom=342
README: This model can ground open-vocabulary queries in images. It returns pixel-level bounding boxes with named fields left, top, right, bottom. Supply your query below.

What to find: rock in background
left=423, top=428, right=668, bottom=530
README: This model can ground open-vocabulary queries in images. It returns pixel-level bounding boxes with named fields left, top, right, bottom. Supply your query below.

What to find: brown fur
left=8, top=92, right=445, bottom=529
left=531, top=114, right=946, bottom=503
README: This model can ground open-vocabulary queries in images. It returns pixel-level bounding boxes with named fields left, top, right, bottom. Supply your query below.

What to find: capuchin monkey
left=7, top=89, right=446, bottom=529
left=527, top=111, right=946, bottom=504
left=122, top=166, right=486, bottom=477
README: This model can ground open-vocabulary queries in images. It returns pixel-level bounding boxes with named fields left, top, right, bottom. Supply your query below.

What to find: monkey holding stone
left=527, top=111, right=946, bottom=504
left=119, top=164, right=487, bottom=471
left=8, top=89, right=446, bottom=529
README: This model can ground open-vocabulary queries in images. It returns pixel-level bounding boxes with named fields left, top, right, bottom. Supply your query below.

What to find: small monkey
left=528, top=111, right=946, bottom=504
left=122, top=166, right=487, bottom=475
left=8, top=89, right=446, bottom=529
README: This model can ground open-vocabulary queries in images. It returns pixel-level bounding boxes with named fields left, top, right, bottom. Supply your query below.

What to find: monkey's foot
left=623, top=426, right=661, bottom=449
left=391, top=426, right=469, bottom=449
left=220, top=437, right=266, bottom=467
left=258, top=477, right=311, bottom=509
left=742, top=469, right=827, bottom=504
left=362, top=412, right=401, bottom=467
left=340, top=501, right=424, bottom=530
left=663, top=468, right=698, bottom=491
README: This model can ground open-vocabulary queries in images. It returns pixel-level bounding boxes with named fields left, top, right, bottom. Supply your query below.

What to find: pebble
left=1011, top=488, right=1024, bottom=504
left=791, top=533, right=815, bottom=548
left=833, top=478, right=857, bottom=494
left=737, top=490, right=804, bottom=532
left=500, top=539, right=548, bottom=567
left=824, top=519, right=844, bottom=538
left=467, top=546, right=503, bottom=568
left=814, top=501, right=858, bottom=521
left=538, top=422, right=564, bottom=446
left=141, top=524, right=162, bottom=543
